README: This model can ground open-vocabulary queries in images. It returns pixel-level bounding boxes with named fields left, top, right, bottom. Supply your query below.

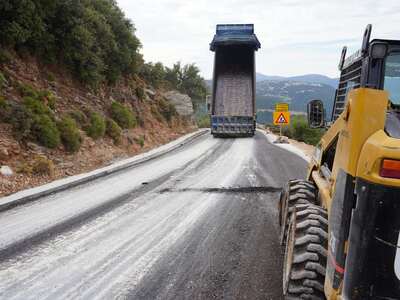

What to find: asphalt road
left=0, top=131, right=307, bottom=300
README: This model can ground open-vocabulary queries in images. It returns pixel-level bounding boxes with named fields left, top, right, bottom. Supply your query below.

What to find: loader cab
left=332, top=33, right=400, bottom=121
left=309, top=25, right=400, bottom=130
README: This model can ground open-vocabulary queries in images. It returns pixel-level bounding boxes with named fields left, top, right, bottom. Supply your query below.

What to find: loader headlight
left=380, top=159, right=400, bottom=179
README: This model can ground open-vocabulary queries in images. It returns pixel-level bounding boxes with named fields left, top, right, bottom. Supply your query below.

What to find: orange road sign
left=273, top=111, right=290, bottom=125
left=275, top=103, right=289, bottom=112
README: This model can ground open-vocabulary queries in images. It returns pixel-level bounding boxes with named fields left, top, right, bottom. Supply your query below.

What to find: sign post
left=273, top=103, right=290, bottom=137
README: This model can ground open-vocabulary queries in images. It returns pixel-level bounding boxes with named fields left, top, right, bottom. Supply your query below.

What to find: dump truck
left=209, top=24, right=261, bottom=137
left=279, top=24, right=400, bottom=299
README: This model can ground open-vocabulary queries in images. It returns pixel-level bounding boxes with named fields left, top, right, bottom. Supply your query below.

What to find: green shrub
left=46, top=72, right=55, bottom=82
left=32, top=114, right=60, bottom=148
left=136, top=86, right=145, bottom=100
left=282, top=115, right=325, bottom=146
left=58, top=116, right=82, bottom=152
left=18, top=83, right=39, bottom=98
left=110, top=101, right=136, bottom=128
left=38, top=90, right=57, bottom=109
left=106, top=118, right=122, bottom=144
left=85, top=112, right=105, bottom=139
left=0, top=97, right=6, bottom=109
left=0, top=97, right=10, bottom=121
left=16, top=162, right=33, bottom=174
left=47, top=93, right=57, bottom=110
left=23, top=96, right=50, bottom=115
left=9, top=103, right=34, bottom=140
left=158, top=98, right=177, bottom=122
left=0, top=49, right=12, bottom=64
left=197, top=115, right=210, bottom=128
left=150, top=105, right=163, bottom=122
left=69, top=110, right=87, bottom=125
left=32, top=156, right=55, bottom=177
left=0, top=71, right=7, bottom=90
left=136, top=135, right=145, bottom=148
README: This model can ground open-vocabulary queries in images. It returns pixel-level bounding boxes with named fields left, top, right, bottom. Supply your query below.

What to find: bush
left=46, top=72, right=55, bottom=82
left=110, top=101, right=136, bottom=128
left=32, top=114, right=60, bottom=148
left=158, top=98, right=177, bottom=122
left=58, top=117, right=82, bottom=152
left=32, top=156, right=55, bottom=177
left=197, top=115, right=210, bottom=128
left=18, top=83, right=39, bottom=98
left=38, top=90, right=57, bottom=109
left=0, top=97, right=10, bottom=121
left=0, top=71, right=7, bottom=90
left=85, top=112, right=106, bottom=139
left=282, top=116, right=325, bottom=146
left=16, top=162, right=33, bottom=174
left=69, top=110, right=87, bottom=125
left=23, top=96, right=50, bottom=115
left=106, top=118, right=122, bottom=144
left=150, top=105, right=163, bottom=122
left=9, top=103, right=34, bottom=141
left=136, top=135, right=145, bottom=148
left=0, top=49, right=12, bottom=64
left=2, top=96, right=62, bottom=147
left=136, top=86, right=145, bottom=100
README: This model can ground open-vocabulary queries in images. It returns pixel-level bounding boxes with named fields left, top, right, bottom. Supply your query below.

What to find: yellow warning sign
left=275, top=103, right=289, bottom=112
left=273, top=111, right=290, bottom=125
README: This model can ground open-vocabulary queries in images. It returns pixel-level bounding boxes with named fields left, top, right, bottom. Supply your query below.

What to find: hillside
left=0, top=1, right=206, bottom=196
left=256, top=80, right=335, bottom=123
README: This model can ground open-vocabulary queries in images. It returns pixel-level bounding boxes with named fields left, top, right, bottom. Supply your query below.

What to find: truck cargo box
left=210, top=24, right=261, bottom=137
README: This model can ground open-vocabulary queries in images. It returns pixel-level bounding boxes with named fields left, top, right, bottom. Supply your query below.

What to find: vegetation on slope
left=0, top=0, right=142, bottom=87
left=140, top=62, right=207, bottom=108
left=269, top=115, right=325, bottom=145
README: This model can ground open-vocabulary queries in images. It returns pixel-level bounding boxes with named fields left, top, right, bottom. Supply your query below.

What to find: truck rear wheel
left=283, top=203, right=328, bottom=300
left=279, top=180, right=317, bottom=246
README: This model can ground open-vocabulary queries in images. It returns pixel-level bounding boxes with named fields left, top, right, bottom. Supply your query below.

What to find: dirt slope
left=0, top=53, right=195, bottom=197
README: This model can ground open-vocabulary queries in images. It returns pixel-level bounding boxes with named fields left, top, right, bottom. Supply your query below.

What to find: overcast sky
left=117, top=0, right=400, bottom=79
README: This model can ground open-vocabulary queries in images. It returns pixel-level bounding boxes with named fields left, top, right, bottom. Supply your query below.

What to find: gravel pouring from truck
left=210, top=24, right=261, bottom=137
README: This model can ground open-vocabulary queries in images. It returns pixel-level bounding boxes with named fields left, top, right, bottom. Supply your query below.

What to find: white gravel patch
left=258, top=129, right=311, bottom=162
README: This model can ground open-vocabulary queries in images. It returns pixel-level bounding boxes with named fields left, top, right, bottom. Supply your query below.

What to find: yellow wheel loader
left=279, top=24, right=400, bottom=299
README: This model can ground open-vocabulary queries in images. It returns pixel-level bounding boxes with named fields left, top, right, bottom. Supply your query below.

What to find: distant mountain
left=283, top=74, right=338, bottom=88
left=256, top=73, right=285, bottom=82
left=256, top=80, right=335, bottom=124
left=208, top=73, right=338, bottom=88
left=256, top=73, right=338, bottom=88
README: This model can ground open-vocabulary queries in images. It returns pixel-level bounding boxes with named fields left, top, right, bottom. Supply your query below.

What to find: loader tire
left=283, top=203, right=328, bottom=300
left=279, top=180, right=317, bottom=246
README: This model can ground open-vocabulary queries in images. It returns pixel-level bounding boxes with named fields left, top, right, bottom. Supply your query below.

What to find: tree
left=180, top=63, right=207, bottom=100
left=139, top=61, right=207, bottom=105
left=0, top=0, right=143, bottom=86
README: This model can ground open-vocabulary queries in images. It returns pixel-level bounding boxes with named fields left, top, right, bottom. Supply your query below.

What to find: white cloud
left=117, top=0, right=400, bottom=78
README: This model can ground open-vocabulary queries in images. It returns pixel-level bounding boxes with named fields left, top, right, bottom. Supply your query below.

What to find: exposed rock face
left=0, top=166, right=13, bottom=176
left=163, top=91, right=194, bottom=117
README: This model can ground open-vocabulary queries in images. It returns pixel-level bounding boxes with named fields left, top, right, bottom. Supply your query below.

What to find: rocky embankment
left=0, top=55, right=196, bottom=197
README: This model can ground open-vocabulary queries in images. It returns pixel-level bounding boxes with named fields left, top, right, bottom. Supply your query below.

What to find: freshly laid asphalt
left=0, top=131, right=307, bottom=300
